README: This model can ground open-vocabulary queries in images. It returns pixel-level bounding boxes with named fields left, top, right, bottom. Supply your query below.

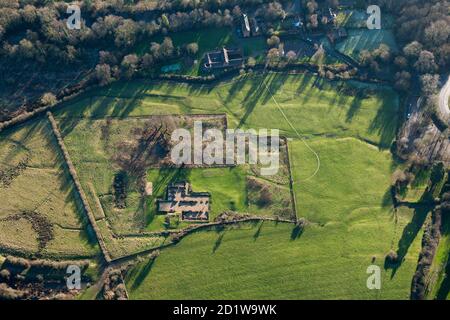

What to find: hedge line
left=46, top=112, right=111, bottom=263
left=0, top=75, right=95, bottom=134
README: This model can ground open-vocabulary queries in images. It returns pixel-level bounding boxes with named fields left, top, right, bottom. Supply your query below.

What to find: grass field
left=126, top=218, right=422, bottom=300
left=336, top=29, right=398, bottom=62
left=0, top=118, right=99, bottom=259
left=57, top=73, right=399, bottom=148
left=333, top=9, right=398, bottom=62
left=51, top=72, right=402, bottom=260
left=289, top=137, right=394, bottom=223
left=125, top=135, right=425, bottom=300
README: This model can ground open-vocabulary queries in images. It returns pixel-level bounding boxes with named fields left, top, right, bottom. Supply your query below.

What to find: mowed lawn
left=56, top=73, right=399, bottom=148
left=0, top=118, right=99, bottom=259
left=126, top=219, right=422, bottom=300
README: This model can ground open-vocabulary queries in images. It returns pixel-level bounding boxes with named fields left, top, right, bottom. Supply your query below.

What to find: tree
left=430, top=162, right=445, bottom=185
left=309, top=14, right=319, bottom=29
left=95, top=64, right=113, bottom=86
left=394, top=71, right=411, bottom=92
left=150, top=42, right=161, bottom=60
left=359, top=50, right=373, bottom=67
left=121, top=54, right=139, bottom=79
left=414, top=50, right=438, bottom=74
left=247, top=57, right=256, bottom=68
left=114, top=19, right=138, bottom=47
left=160, top=37, right=174, bottom=58
left=40, top=93, right=57, bottom=106
left=424, top=20, right=450, bottom=47
left=257, top=2, right=285, bottom=21
left=18, top=38, right=34, bottom=59
left=394, top=56, right=408, bottom=70
left=99, top=51, right=118, bottom=65
left=232, top=6, right=242, bottom=18
left=161, top=14, right=170, bottom=28
left=22, top=4, right=38, bottom=24
left=186, top=42, right=198, bottom=56
left=267, top=35, right=280, bottom=48
left=266, top=48, right=280, bottom=67
left=306, top=0, right=318, bottom=13
left=286, top=50, right=297, bottom=63
left=141, top=53, right=154, bottom=71
left=403, top=41, right=422, bottom=59
left=420, top=74, right=439, bottom=95
left=374, top=44, right=391, bottom=63
left=385, top=250, right=399, bottom=265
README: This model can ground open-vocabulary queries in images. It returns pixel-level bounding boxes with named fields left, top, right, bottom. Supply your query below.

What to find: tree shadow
left=130, top=257, right=156, bottom=291
left=436, top=213, right=450, bottom=299
left=290, top=224, right=304, bottom=240
left=388, top=204, right=431, bottom=278
left=345, top=92, right=363, bottom=122
left=436, top=256, right=450, bottom=300
left=253, top=221, right=264, bottom=241
left=368, top=89, right=399, bottom=149
left=212, top=232, right=225, bottom=253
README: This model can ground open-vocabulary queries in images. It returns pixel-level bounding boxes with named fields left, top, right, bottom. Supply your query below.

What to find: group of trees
left=0, top=2, right=234, bottom=66
left=304, top=0, right=339, bottom=31
left=390, top=0, right=449, bottom=96
left=0, top=0, right=293, bottom=121
left=359, top=44, right=392, bottom=74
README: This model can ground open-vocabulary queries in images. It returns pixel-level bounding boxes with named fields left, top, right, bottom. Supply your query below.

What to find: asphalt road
left=439, top=75, right=450, bottom=118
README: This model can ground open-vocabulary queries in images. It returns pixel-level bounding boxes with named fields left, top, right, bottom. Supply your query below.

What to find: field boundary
left=109, top=216, right=297, bottom=264
left=284, top=137, right=299, bottom=222
left=46, top=111, right=111, bottom=263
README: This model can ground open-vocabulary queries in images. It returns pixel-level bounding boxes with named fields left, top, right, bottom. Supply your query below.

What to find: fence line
left=46, top=111, right=111, bottom=263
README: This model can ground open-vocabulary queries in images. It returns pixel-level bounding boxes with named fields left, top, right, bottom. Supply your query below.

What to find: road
left=439, top=75, right=450, bottom=118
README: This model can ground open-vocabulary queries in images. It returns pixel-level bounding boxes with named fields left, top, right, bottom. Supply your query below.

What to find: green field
left=51, top=72, right=403, bottom=261
left=3, top=68, right=422, bottom=299
left=290, top=137, right=394, bottom=223
left=332, top=9, right=398, bottom=62
left=125, top=132, right=426, bottom=300
left=57, top=73, right=399, bottom=148
left=0, top=118, right=99, bottom=259
left=126, top=218, right=422, bottom=300
left=336, top=29, right=398, bottom=62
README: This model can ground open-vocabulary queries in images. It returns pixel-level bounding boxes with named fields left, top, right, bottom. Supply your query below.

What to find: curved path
left=439, top=75, right=450, bottom=118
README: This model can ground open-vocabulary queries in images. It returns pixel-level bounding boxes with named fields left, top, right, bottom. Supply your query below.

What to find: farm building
left=202, top=48, right=244, bottom=71
left=240, top=13, right=262, bottom=37
left=157, top=181, right=210, bottom=221
left=242, top=13, right=251, bottom=37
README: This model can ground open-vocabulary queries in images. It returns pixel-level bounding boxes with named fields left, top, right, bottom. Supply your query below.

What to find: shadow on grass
left=436, top=213, right=450, bottom=299
left=368, top=90, right=399, bottom=149
left=130, top=258, right=156, bottom=291
left=388, top=203, right=432, bottom=278
left=253, top=221, right=264, bottom=241
left=212, top=232, right=225, bottom=253
left=290, top=225, right=304, bottom=240
left=436, top=256, right=450, bottom=299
